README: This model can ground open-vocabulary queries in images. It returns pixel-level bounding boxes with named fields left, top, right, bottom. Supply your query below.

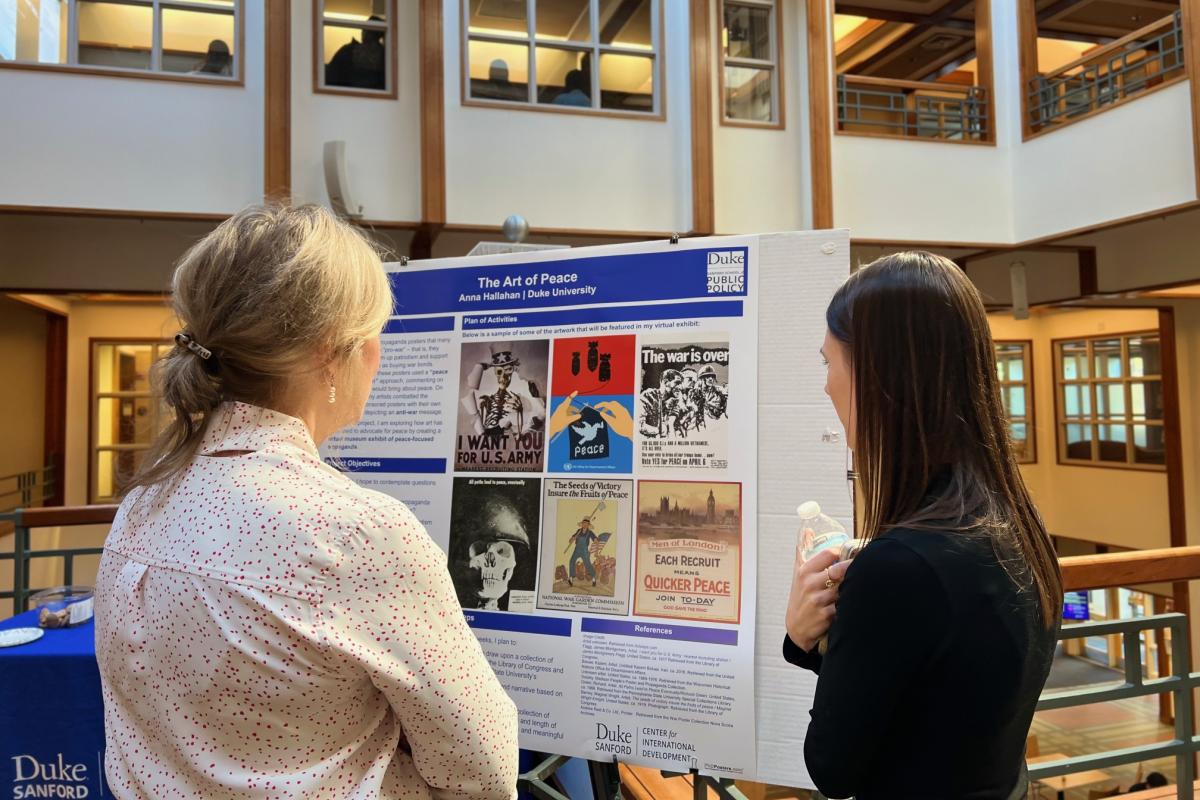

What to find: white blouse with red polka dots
left=95, top=402, right=519, bottom=799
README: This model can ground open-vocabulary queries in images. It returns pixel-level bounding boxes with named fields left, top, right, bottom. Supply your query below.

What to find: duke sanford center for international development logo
left=705, top=250, right=745, bottom=295
left=10, top=753, right=92, bottom=798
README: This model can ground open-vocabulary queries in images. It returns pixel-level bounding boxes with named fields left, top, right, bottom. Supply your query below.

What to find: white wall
left=290, top=2, right=422, bottom=221
left=1062, top=207, right=1200, bottom=292
left=1013, top=82, right=1196, bottom=242
left=0, top=4, right=265, bottom=214
left=713, top=0, right=809, bottom=234
left=442, top=0, right=691, bottom=232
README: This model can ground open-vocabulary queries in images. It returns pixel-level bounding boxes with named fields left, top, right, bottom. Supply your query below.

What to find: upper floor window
left=464, top=0, right=661, bottom=117
left=315, top=0, right=396, bottom=97
left=90, top=340, right=171, bottom=503
left=995, top=341, right=1035, bottom=463
left=1055, top=333, right=1165, bottom=469
left=721, top=0, right=783, bottom=126
left=0, top=0, right=241, bottom=83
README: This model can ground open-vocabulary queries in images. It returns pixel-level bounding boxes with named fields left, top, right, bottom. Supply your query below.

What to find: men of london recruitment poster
left=455, top=339, right=548, bottom=471
left=536, top=478, right=633, bottom=616
left=448, top=477, right=541, bottom=613
left=637, top=339, right=730, bottom=471
left=546, top=334, right=636, bottom=474
left=633, top=480, right=742, bottom=624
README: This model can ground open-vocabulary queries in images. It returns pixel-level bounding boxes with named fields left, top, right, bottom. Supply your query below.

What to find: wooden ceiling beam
left=849, top=0, right=977, bottom=74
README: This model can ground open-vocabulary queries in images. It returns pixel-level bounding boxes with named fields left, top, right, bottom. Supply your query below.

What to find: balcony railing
left=0, top=504, right=116, bottom=616
left=837, top=74, right=989, bottom=142
left=1028, top=10, right=1185, bottom=133
left=0, top=464, right=56, bottom=515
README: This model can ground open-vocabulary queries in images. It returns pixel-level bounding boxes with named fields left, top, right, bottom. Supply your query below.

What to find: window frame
left=460, top=0, right=666, bottom=121
left=1052, top=330, right=1166, bottom=472
left=718, top=0, right=785, bottom=129
left=995, top=339, right=1036, bottom=464
left=0, top=0, right=244, bottom=87
left=313, top=0, right=398, bottom=100
left=88, top=338, right=172, bottom=504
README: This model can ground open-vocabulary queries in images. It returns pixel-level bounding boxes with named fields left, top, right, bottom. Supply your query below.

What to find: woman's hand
left=785, top=546, right=852, bottom=653
left=595, top=400, right=634, bottom=439
left=548, top=391, right=582, bottom=437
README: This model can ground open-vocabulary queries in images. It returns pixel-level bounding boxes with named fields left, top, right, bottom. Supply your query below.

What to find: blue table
left=0, top=609, right=110, bottom=798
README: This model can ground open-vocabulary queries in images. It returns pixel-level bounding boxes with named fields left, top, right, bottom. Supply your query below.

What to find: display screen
left=1063, top=590, right=1090, bottom=621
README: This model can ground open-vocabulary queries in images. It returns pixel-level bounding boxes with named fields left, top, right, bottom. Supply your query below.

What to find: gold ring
left=824, top=568, right=835, bottom=589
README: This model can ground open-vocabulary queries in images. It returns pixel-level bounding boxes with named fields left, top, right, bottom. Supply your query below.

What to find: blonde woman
left=94, top=205, right=518, bottom=799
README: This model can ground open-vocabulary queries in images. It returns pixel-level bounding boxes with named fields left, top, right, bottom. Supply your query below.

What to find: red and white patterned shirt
left=95, top=402, right=518, bottom=799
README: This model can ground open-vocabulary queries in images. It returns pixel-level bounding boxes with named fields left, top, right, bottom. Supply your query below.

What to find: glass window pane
left=536, top=46, right=591, bottom=105
left=1128, top=336, right=1161, bottom=377
left=599, top=52, right=653, bottom=112
left=469, top=39, right=530, bottom=101
left=1093, top=338, right=1123, bottom=378
left=599, top=0, right=651, bottom=49
left=1, top=0, right=67, bottom=63
left=162, top=9, right=234, bottom=76
left=97, top=397, right=155, bottom=446
left=536, top=0, right=591, bottom=42
left=1004, top=386, right=1026, bottom=418
left=1010, top=422, right=1031, bottom=461
left=1060, top=341, right=1089, bottom=379
left=324, top=0, right=387, bottom=22
left=724, top=65, right=773, bottom=122
left=724, top=3, right=771, bottom=60
left=1062, top=384, right=1091, bottom=419
left=1097, top=424, right=1127, bottom=462
left=77, top=1, right=152, bottom=71
left=1064, top=423, right=1092, bottom=460
left=1133, top=425, right=1166, bottom=465
left=1130, top=381, right=1164, bottom=421
left=1095, top=382, right=1126, bottom=419
left=470, top=0, right=529, bottom=37
left=323, top=24, right=387, bottom=90
left=996, top=344, right=1025, bottom=382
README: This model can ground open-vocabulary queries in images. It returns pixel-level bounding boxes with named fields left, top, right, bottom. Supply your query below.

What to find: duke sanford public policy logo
left=705, top=250, right=745, bottom=295
left=10, top=754, right=91, bottom=798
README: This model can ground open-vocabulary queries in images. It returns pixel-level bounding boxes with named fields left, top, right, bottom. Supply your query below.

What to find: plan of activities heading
left=388, top=247, right=749, bottom=316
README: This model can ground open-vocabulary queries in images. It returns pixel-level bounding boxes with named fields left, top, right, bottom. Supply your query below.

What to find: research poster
left=323, top=237, right=762, bottom=779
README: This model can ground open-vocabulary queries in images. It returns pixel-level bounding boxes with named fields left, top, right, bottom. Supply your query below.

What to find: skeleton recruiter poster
left=322, top=232, right=853, bottom=789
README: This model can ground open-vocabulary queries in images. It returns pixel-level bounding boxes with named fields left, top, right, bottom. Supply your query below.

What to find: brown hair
left=126, top=204, right=392, bottom=495
left=826, top=251, right=1062, bottom=626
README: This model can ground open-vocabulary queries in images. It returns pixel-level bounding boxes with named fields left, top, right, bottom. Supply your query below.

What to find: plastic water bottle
left=797, top=501, right=849, bottom=561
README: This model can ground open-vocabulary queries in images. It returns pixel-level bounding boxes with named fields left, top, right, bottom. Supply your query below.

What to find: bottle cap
left=797, top=501, right=821, bottom=519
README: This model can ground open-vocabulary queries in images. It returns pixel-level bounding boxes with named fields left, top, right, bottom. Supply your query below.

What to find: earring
left=327, top=372, right=337, bottom=404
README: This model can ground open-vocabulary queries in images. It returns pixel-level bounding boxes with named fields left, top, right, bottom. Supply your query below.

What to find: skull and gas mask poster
left=448, top=477, right=541, bottom=612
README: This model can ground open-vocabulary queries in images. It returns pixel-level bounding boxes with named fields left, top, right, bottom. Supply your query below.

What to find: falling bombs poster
left=322, top=238, right=761, bottom=779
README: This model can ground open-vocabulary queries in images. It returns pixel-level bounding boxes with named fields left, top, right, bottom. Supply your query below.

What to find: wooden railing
left=837, top=73, right=989, bottom=141
left=1061, top=545, right=1200, bottom=591
left=1028, top=10, right=1184, bottom=133
left=0, top=504, right=117, bottom=615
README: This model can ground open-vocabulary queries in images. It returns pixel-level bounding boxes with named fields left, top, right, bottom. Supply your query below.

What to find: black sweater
left=783, top=527, right=1057, bottom=799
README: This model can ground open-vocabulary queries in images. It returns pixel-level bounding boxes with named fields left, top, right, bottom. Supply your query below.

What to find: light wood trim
left=807, top=0, right=833, bottom=229
left=420, top=0, right=446, bottom=225
left=19, top=505, right=119, bottom=528
left=835, top=129, right=997, bottom=146
left=839, top=74, right=977, bottom=93
left=834, top=17, right=886, bottom=55
left=1018, top=0, right=1040, bottom=139
left=354, top=218, right=422, bottom=230
left=312, top=0, right=399, bottom=100
left=1041, top=13, right=1181, bottom=82
left=265, top=0, right=291, bottom=201
left=996, top=339, right=1036, bottom=464
left=1181, top=0, right=1200, bottom=197
left=1023, top=74, right=1188, bottom=142
left=0, top=204, right=228, bottom=222
left=0, top=61, right=244, bottom=86
left=1060, top=546, right=1200, bottom=591
left=690, top=0, right=716, bottom=234
left=460, top=97, right=665, bottom=121
left=974, top=0, right=995, bottom=144
left=716, top=0, right=786, bottom=130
